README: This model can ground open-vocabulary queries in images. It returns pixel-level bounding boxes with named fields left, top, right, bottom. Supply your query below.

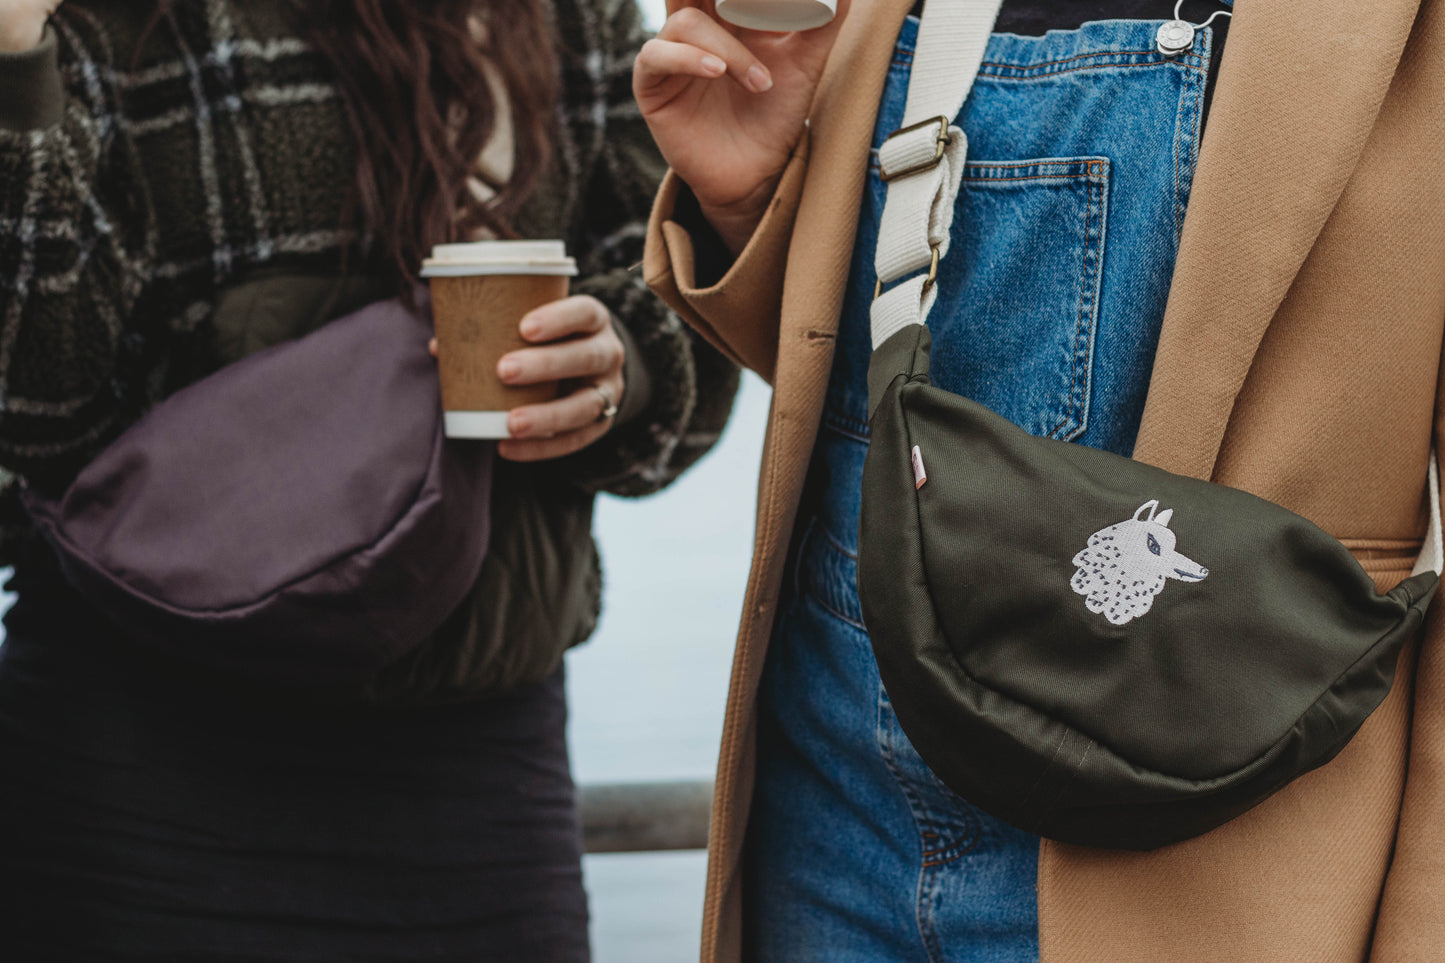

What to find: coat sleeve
left=554, top=0, right=740, bottom=498
left=0, top=19, right=158, bottom=491
left=642, top=129, right=811, bottom=387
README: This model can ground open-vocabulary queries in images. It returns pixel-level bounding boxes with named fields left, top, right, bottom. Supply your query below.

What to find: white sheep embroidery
left=1070, top=500, right=1209, bottom=626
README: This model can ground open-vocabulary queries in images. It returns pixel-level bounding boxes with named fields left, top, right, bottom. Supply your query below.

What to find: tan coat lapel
left=1132, top=0, right=1422, bottom=481
left=776, top=0, right=918, bottom=366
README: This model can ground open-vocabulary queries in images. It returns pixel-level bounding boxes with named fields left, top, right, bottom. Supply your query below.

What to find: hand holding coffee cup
left=633, top=0, right=850, bottom=256
left=489, top=294, right=627, bottom=462
left=424, top=241, right=626, bottom=462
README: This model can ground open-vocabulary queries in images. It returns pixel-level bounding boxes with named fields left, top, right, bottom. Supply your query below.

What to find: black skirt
left=0, top=553, right=589, bottom=962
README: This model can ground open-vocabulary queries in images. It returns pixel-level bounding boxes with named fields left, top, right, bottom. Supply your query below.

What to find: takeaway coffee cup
left=421, top=240, right=578, bottom=439
left=715, top=0, right=836, bottom=31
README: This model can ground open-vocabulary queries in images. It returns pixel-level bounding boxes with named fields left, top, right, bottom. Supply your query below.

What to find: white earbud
left=1157, top=1, right=1232, bottom=59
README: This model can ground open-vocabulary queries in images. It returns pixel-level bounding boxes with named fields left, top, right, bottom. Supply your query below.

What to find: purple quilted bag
left=23, top=296, right=493, bottom=686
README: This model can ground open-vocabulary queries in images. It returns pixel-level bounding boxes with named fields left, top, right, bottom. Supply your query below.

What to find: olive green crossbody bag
left=857, top=0, right=1441, bottom=849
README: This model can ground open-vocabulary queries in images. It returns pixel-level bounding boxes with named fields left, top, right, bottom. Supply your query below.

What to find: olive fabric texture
left=859, top=325, right=1439, bottom=849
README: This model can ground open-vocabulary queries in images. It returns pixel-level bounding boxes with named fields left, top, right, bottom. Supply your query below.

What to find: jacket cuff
left=670, top=183, right=735, bottom=290
left=611, top=314, right=653, bottom=428
left=0, top=28, right=65, bottom=133
left=643, top=135, right=810, bottom=385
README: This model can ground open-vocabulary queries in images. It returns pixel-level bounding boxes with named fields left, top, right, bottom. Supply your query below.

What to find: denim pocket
left=795, top=514, right=867, bottom=632
left=929, top=157, right=1111, bottom=442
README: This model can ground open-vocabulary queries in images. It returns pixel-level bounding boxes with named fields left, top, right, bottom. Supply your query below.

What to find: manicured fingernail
left=747, top=65, right=773, bottom=92
left=701, top=55, right=726, bottom=75
left=498, top=359, right=521, bottom=381
left=519, top=316, right=542, bottom=339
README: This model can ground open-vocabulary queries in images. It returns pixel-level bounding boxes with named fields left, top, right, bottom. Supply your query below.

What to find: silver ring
left=591, top=384, right=618, bottom=422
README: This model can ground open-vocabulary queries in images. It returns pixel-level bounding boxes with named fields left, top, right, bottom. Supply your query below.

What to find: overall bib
left=748, top=14, right=1216, bottom=961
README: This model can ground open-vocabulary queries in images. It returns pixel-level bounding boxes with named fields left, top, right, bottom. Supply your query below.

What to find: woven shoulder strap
left=870, top=0, right=1004, bottom=349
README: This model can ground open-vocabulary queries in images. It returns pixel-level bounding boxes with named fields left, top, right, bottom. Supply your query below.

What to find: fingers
left=635, top=37, right=729, bottom=91
left=649, top=7, right=773, bottom=93
left=666, top=0, right=719, bottom=23
left=506, top=381, right=620, bottom=439
left=498, top=335, right=622, bottom=385
left=499, top=380, right=623, bottom=462
left=498, top=419, right=613, bottom=463
left=438, top=294, right=627, bottom=461
left=517, top=295, right=609, bottom=343
left=499, top=326, right=624, bottom=387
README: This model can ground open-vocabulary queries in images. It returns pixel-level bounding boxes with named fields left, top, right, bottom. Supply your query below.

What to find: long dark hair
left=154, top=0, right=560, bottom=282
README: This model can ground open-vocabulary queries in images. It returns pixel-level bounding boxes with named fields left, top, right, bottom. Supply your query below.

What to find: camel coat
left=644, top=0, right=1445, bottom=958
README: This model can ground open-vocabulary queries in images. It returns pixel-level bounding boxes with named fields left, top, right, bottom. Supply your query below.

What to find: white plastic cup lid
left=421, top=240, right=578, bottom=277
left=715, top=0, right=837, bottom=32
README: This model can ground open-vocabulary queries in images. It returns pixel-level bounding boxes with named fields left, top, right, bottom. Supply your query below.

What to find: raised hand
left=0, top=0, right=61, bottom=53
left=633, top=0, right=849, bottom=255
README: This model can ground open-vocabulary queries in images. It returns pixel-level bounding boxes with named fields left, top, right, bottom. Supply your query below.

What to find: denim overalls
left=747, top=14, right=1217, bottom=961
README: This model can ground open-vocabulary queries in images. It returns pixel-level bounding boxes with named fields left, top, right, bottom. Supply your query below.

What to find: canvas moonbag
left=23, top=294, right=493, bottom=687
left=856, top=0, right=1441, bottom=849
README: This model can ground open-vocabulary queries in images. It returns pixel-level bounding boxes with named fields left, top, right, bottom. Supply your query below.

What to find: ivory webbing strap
left=870, top=0, right=1004, bottom=349
left=1414, top=453, right=1443, bottom=576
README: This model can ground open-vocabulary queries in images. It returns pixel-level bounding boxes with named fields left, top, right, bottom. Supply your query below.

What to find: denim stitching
left=1172, top=30, right=1209, bottom=236
left=979, top=50, right=1207, bottom=79
left=795, top=506, right=865, bottom=623
left=791, top=515, right=815, bottom=602
left=877, top=685, right=934, bottom=843
left=1078, top=164, right=1108, bottom=437
left=960, top=172, right=1105, bottom=184
left=822, top=407, right=870, bottom=442
left=809, top=587, right=866, bottom=632
left=800, top=560, right=867, bottom=631
left=876, top=685, right=980, bottom=881
left=1172, top=63, right=1183, bottom=233
left=874, top=688, right=942, bottom=961
left=918, top=854, right=946, bottom=963
left=1048, top=166, right=1107, bottom=440
left=816, top=521, right=859, bottom=562
left=890, top=47, right=1208, bottom=76
left=964, top=159, right=1102, bottom=180
left=868, top=155, right=1105, bottom=182
left=913, top=756, right=982, bottom=864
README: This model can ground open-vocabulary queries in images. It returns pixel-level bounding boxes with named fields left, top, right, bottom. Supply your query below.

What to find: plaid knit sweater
left=0, top=0, right=738, bottom=567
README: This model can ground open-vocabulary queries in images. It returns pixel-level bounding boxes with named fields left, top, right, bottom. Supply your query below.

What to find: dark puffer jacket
left=0, top=0, right=739, bottom=700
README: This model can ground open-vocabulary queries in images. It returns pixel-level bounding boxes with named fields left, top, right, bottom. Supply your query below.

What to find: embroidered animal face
left=1070, top=500, right=1208, bottom=626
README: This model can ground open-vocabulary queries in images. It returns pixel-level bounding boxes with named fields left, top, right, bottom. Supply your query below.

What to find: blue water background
left=576, top=3, right=761, bottom=956
left=571, top=371, right=767, bottom=961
